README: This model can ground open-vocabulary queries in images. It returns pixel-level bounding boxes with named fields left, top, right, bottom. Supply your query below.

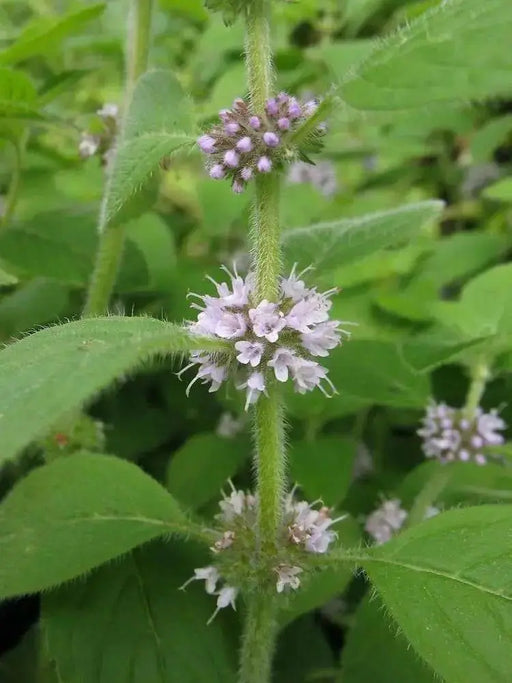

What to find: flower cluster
left=418, top=401, right=506, bottom=465
left=365, top=499, right=439, bottom=545
left=285, top=494, right=343, bottom=554
left=182, top=485, right=344, bottom=620
left=197, top=94, right=325, bottom=193
left=78, top=103, right=119, bottom=168
left=287, top=160, right=338, bottom=197
left=180, top=265, right=351, bottom=409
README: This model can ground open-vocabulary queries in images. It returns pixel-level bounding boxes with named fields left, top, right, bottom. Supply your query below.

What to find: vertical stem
left=465, top=358, right=490, bottom=417
left=406, top=466, right=451, bottom=528
left=239, top=594, right=279, bottom=683
left=82, top=0, right=153, bottom=317
left=254, top=387, right=286, bottom=545
left=240, top=3, right=283, bottom=683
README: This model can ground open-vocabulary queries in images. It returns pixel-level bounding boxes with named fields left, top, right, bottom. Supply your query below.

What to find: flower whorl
left=180, top=265, right=352, bottom=409
left=197, top=93, right=325, bottom=193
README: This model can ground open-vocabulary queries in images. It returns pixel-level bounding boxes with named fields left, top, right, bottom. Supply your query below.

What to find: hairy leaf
left=282, top=201, right=444, bottom=271
left=102, top=70, right=195, bottom=226
left=0, top=5, right=105, bottom=66
left=341, top=0, right=512, bottom=110
left=0, top=317, right=229, bottom=464
left=0, top=454, right=193, bottom=599
left=364, top=505, right=512, bottom=682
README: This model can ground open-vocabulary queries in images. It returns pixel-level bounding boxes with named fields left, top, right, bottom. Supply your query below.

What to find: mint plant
left=0, top=0, right=512, bottom=682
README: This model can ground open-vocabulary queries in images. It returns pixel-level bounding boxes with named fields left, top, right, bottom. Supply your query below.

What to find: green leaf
left=166, top=433, right=249, bottom=509
left=340, top=596, right=436, bottom=683
left=102, top=70, right=195, bottom=226
left=281, top=201, right=444, bottom=271
left=0, top=210, right=149, bottom=290
left=0, top=67, right=39, bottom=121
left=364, top=505, right=512, bottom=683
left=470, top=115, right=512, bottom=163
left=275, top=615, right=335, bottom=683
left=328, top=340, right=430, bottom=408
left=341, top=0, right=512, bottom=110
left=290, top=437, right=357, bottom=507
left=483, top=177, right=512, bottom=202
left=0, top=5, right=106, bottom=66
left=433, top=263, right=512, bottom=345
left=43, top=541, right=237, bottom=683
left=0, top=278, right=70, bottom=338
left=0, top=317, right=229, bottom=464
left=0, top=454, right=193, bottom=599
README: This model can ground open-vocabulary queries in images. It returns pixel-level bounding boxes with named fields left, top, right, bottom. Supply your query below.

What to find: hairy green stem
left=240, top=2, right=284, bottom=682
left=239, top=594, right=279, bottom=683
left=464, top=358, right=490, bottom=417
left=82, top=0, right=153, bottom=317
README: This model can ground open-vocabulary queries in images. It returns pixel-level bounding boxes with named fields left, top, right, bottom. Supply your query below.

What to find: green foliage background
left=0, top=0, right=511, bottom=681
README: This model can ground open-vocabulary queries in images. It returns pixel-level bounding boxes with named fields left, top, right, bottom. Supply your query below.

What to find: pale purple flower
left=79, top=133, right=100, bottom=158
left=180, top=566, right=220, bottom=594
left=235, top=341, right=264, bottom=367
left=97, top=103, right=118, bottom=120
left=418, top=401, right=506, bottom=465
left=267, top=348, right=297, bottom=382
left=249, top=300, right=286, bottom=342
left=263, top=131, right=280, bottom=147
left=211, top=530, right=235, bottom=553
left=303, top=99, right=318, bottom=116
left=257, top=156, right=272, bottom=173
left=215, top=311, right=247, bottom=339
left=198, top=134, right=216, bottom=153
left=241, top=166, right=253, bottom=181
left=280, top=267, right=312, bottom=302
left=225, top=122, right=240, bottom=135
left=249, top=116, right=261, bottom=129
left=286, top=292, right=334, bottom=333
left=301, top=321, right=342, bottom=357
left=224, top=150, right=239, bottom=168
left=266, top=98, right=279, bottom=116
left=241, top=372, right=266, bottom=410
left=288, top=98, right=302, bottom=118
left=278, top=117, right=290, bottom=130
left=291, top=358, right=335, bottom=396
left=275, top=565, right=302, bottom=593
left=232, top=179, right=245, bottom=194
left=365, top=500, right=408, bottom=545
left=210, top=164, right=225, bottom=179
left=236, top=136, right=253, bottom=153
left=287, top=500, right=343, bottom=554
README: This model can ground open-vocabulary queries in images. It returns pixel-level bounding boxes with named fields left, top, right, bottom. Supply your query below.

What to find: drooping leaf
left=0, top=454, right=195, bottom=599
left=363, top=505, right=512, bottom=682
left=0, top=5, right=106, bottom=66
left=167, top=433, right=249, bottom=510
left=341, top=0, right=512, bottom=111
left=43, top=541, right=237, bottom=683
left=0, top=317, right=229, bottom=464
left=340, top=595, right=436, bottom=683
left=0, top=68, right=39, bottom=122
left=102, top=70, right=195, bottom=226
left=281, top=201, right=444, bottom=271
left=289, top=437, right=357, bottom=507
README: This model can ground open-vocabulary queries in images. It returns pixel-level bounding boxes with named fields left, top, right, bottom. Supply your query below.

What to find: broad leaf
left=43, top=542, right=237, bottom=683
left=363, top=505, right=512, bottom=682
left=167, top=433, right=249, bottom=510
left=0, top=68, right=39, bottom=121
left=289, top=437, right=356, bottom=507
left=281, top=201, right=443, bottom=271
left=341, top=0, right=512, bottom=110
left=328, top=340, right=430, bottom=408
left=340, top=596, right=436, bottom=683
left=0, top=454, right=193, bottom=599
left=0, top=317, right=228, bottom=464
left=484, top=177, right=512, bottom=202
left=102, top=70, right=195, bottom=226
left=0, top=5, right=105, bottom=66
